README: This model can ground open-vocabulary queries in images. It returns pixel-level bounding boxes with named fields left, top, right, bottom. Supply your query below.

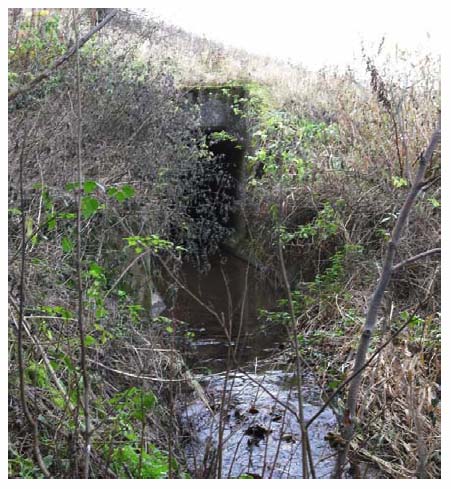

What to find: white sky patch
left=141, top=0, right=441, bottom=69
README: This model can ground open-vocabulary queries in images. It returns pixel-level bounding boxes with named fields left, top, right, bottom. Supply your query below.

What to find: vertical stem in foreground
left=17, top=130, right=51, bottom=478
left=334, top=122, right=441, bottom=477
left=72, top=9, right=91, bottom=478
left=278, top=240, right=315, bottom=479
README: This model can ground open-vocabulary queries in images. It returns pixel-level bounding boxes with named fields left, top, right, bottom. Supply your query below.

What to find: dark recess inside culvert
left=188, top=132, right=244, bottom=232
left=208, top=135, right=243, bottom=225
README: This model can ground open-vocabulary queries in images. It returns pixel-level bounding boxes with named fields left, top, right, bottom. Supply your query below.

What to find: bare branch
left=72, top=10, right=91, bottom=479
left=8, top=9, right=118, bottom=102
left=9, top=296, right=76, bottom=412
left=392, top=247, right=441, bottom=271
left=16, top=128, right=51, bottom=478
left=278, top=240, right=314, bottom=478
left=334, top=121, right=441, bottom=477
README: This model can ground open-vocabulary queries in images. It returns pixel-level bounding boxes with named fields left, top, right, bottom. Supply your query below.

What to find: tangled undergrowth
left=8, top=8, right=440, bottom=478
left=244, top=69, right=440, bottom=477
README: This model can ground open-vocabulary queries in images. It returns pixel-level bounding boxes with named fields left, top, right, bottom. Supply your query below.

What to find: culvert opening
left=185, top=131, right=243, bottom=235
left=206, top=133, right=244, bottom=230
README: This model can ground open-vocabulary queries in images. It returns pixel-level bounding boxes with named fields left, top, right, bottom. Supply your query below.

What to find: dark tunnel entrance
left=206, top=133, right=244, bottom=231
left=179, top=130, right=244, bottom=256
left=185, top=131, right=244, bottom=230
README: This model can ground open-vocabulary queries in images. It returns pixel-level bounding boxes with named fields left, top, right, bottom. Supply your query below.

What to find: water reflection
left=169, top=254, right=285, bottom=371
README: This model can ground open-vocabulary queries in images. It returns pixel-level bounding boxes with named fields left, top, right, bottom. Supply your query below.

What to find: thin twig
left=87, top=358, right=189, bottom=382
left=16, top=127, right=51, bottom=478
left=9, top=9, right=118, bottom=102
left=278, top=240, right=315, bottom=478
left=10, top=296, right=76, bottom=412
left=334, top=121, right=441, bottom=477
left=306, top=301, right=424, bottom=430
left=72, top=10, right=91, bottom=478
left=392, top=248, right=440, bottom=271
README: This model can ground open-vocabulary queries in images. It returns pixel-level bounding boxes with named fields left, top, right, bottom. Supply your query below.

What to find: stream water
left=171, top=254, right=283, bottom=371
left=165, top=253, right=338, bottom=478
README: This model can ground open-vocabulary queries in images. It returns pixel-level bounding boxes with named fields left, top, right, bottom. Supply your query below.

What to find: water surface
left=170, top=254, right=285, bottom=371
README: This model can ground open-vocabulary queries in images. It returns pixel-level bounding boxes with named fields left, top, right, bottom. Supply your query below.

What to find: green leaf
left=42, top=455, right=53, bottom=469
left=114, top=191, right=126, bottom=202
left=428, top=197, right=441, bottom=208
left=59, top=212, right=76, bottom=220
left=107, top=185, right=135, bottom=202
left=83, top=180, right=97, bottom=194
left=61, top=354, right=75, bottom=372
left=84, top=335, right=96, bottom=347
left=51, top=389, right=65, bottom=409
left=61, top=236, right=73, bottom=253
left=95, top=306, right=107, bottom=319
left=47, top=216, right=57, bottom=231
left=142, top=392, right=157, bottom=409
left=392, top=176, right=409, bottom=188
left=81, top=196, right=99, bottom=219
left=88, top=262, right=104, bottom=278
left=65, top=182, right=80, bottom=191
left=121, top=184, right=135, bottom=199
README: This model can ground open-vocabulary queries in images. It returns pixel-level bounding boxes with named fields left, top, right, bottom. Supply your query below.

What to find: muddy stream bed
left=162, top=253, right=338, bottom=478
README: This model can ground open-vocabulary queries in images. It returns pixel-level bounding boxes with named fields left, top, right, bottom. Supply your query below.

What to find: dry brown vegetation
left=8, top=8, right=440, bottom=479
